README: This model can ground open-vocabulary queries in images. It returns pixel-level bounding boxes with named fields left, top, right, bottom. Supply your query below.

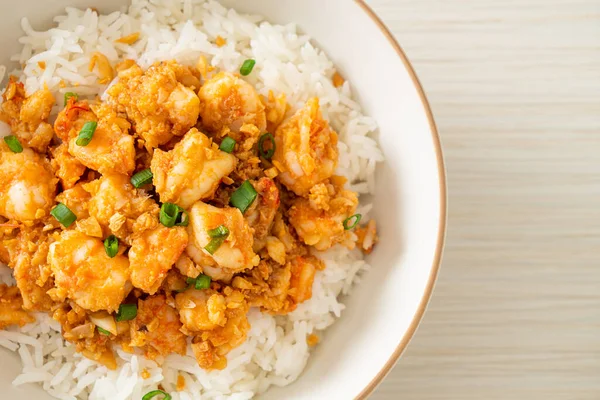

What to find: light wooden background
left=366, top=0, right=600, bottom=399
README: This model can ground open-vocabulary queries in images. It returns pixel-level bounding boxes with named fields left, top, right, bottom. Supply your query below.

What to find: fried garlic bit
left=89, top=52, right=115, bottom=85
left=114, top=32, right=140, bottom=45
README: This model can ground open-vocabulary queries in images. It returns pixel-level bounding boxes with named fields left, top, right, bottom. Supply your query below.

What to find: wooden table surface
left=366, top=1, right=600, bottom=399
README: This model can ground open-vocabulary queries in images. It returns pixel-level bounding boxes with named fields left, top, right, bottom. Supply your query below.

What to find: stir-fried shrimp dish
left=0, top=57, right=378, bottom=371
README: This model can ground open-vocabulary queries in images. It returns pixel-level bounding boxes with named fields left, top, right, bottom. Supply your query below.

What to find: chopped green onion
left=75, top=121, right=97, bottom=146
left=130, top=168, right=153, bottom=188
left=258, top=133, right=275, bottom=159
left=50, top=203, right=77, bottom=228
left=97, top=327, right=111, bottom=335
left=104, top=235, right=119, bottom=258
left=229, top=180, right=257, bottom=214
left=116, top=303, right=137, bottom=321
left=3, top=135, right=23, bottom=153
left=204, top=225, right=230, bottom=255
left=194, top=274, right=211, bottom=290
left=204, top=236, right=226, bottom=255
left=219, top=136, right=236, bottom=153
left=142, top=390, right=172, bottom=400
left=64, top=92, right=78, bottom=106
left=186, top=274, right=212, bottom=290
left=240, top=59, right=256, bottom=76
left=343, top=214, right=362, bottom=230
left=207, top=225, right=229, bottom=238
left=159, top=203, right=180, bottom=227
left=175, top=210, right=189, bottom=227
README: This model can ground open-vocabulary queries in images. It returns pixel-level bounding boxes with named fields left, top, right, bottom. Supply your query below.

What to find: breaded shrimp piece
left=288, top=177, right=358, bottom=251
left=54, top=100, right=135, bottom=175
left=0, top=144, right=57, bottom=222
left=129, top=225, right=188, bottom=294
left=151, top=128, right=236, bottom=209
left=175, top=289, right=227, bottom=332
left=4, top=227, right=55, bottom=311
left=0, top=284, right=35, bottom=329
left=55, top=183, right=91, bottom=220
left=198, top=72, right=266, bottom=133
left=244, top=178, right=280, bottom=242
left=288, top=255, right=323, bottom=304
left=48, top=230, right=131, bottom=313
left=50, top=143, right=87, bottom=190
left=84, top=173, right=157, bottom=238
left=0, top=77, right=55, bottom=152
left=188, top=289, right=250, bottom=370
left=273, top=97, right=338, bottom=196
left=186, top=201, right=260, bottom=275
left=130, top=295, right=187, bottom=359
left=106, top=60, right=200, bottom=150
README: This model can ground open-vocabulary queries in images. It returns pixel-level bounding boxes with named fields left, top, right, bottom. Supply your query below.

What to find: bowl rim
left=353, top=1, right=447, bottom=398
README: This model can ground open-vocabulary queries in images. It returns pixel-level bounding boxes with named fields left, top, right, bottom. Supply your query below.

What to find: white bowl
left=0, top=0, right=446, bottom=398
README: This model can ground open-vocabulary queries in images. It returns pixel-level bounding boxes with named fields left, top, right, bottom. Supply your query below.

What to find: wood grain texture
left=365, top=0, right=600, bottom=399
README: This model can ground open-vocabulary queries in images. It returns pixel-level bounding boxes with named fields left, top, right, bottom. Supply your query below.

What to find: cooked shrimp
left=288, top=255, right=323, bottom=304
left=130, top=295, right=187, bottom=359
left=55, top=183, right=91, bottom=220
left=48, top=230, right=131, bottom=312
left=0, top=77, right=55, bottom=152
left=129, top=225, right=188, bottom=294
left=0, top=284, right=35, bottom=329
left=198, top=72, right=266, bottom=133
left=0, top=144, right=57, bottom=222
left=70, top=103, right=135, bottom=175
left=6, top=227, right=55, bottom=311
left=175, top=289, right=227, bottom=332
left=187, top=289, right=249, bottom=370
left=84, top=173, right=157, bottom=239
left=273, top=97, right=338, bottom=196
left=244, top=177, right=280, bottom=242
left=54, top=99, right=135, bottom=175
left=106, top=60, right=200, bottom=149
left=151, top=128, right=236, bottom=209
left=288, top=177, right=358, bottom=250
left=186, top=201, right=260, bottom=274
left=50, top=143, right=87, bottom=190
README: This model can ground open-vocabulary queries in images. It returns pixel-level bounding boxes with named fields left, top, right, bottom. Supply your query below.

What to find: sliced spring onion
left=75, top=121, right=97, bottom=146
left=159, top=203, right=180, bottom=227
left=229, top=180, right=257, bottom=214
left=104, top=235, right=119, bottom=258
left=219, top=136, right=236, bottom=153
left=50, top=203, right=77, bottom=228
left=142, top=390, right=172, bottom=400
left=194, top=274, right=211, bottom=290
left=175, top=210, right=189, bottom=227
left=64, top=92, right=78, bottom=106
left=3, top=135, right=23, bottom=153
left=207, top=225, right=229, bottom=238
left=343, top=214, right=362, bottom=230
left=97, top=327, right=111, bottom=335
left=204, top=236, right=226, bottom=255
left=130, top=168, right=153, bottom=188
left=116, top=303, right=137, bottom=322
left=186, top=274, right=212, bottom=290
left=258, top=133, right=275, bottom=159
left=240, top=59, right=256, bottom=76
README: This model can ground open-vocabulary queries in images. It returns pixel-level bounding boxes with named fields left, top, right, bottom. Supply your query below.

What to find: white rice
left=0, top=0, right=383, bottom=398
